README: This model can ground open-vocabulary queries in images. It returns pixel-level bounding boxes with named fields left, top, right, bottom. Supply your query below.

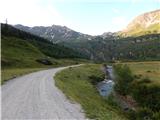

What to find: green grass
left=55, top=64, right=127, bottom=120
left=1, top=36, right=47, bottom=68
left=121, top=61, right=160, bottom=85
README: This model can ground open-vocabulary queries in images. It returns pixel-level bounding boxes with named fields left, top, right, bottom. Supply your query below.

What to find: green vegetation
left=120, top=23, right=160, bottom=37
left=55, top=62, right=160, bottom=119
left=1, top=23, right=87, bottom=59
left=114, top=62, right=160, bottom=120
left=114, top=65, right=134, bottom=95
left=1, top=35, right=88, bottom=69
left=60, top=34, right=160, bottom=62
left=1, top=36, right=46, bottom=68
left=125, top=61, right=160, bottom=84
left=55, top=64, right=127, bottom=120
left=1, top=24, right=89, bottom=84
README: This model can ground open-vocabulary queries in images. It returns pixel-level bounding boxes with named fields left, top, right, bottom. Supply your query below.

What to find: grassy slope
left=1, top=36, right=46, bottom=84
left=121, top=61, right=160, bottom=85
left=1, top=36, right=46, bottom=68
left=55, top=64, right=127, bottom=120
left=121, top=23, right=160, bottom=37
left=1, top=35, right=89, bottom=84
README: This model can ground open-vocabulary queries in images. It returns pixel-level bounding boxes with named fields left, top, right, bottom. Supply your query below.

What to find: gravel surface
left=2, top=66, right=86, bottom=120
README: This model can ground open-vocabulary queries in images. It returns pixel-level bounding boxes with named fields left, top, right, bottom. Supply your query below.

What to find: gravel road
left=2, top=66, right=86, bottom=120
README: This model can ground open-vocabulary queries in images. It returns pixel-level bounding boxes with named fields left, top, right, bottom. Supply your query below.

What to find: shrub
left=133, top=107, right=160, bottom=120
left=88, top=75, right=104, bottom=85
left=131, top=81, right=160, bottom=111
left=127, top=109, right=136, bottom=120
left=135, top=107, right=153, bottom=120
left=153, top=111, right=160, bottom=120
left=114, top=64, right=134, bottom=95
left=105, top=94, right=119, bottom=108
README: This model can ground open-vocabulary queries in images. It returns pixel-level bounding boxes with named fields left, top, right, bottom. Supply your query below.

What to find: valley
left=1, top=8, right=160, bottom=120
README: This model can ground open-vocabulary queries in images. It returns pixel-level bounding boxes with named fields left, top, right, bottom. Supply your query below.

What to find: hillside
left=60, top=34, right=160, bottom=61
left=1, top=23, right=88, bottom=69
left=120, top=9, right=160, bottom=36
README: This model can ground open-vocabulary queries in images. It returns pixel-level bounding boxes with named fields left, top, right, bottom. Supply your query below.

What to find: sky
left=0, top=0, right=160, bottom=35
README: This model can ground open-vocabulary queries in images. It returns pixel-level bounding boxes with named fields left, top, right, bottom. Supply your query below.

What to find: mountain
left=13, top=9, right=160, bottom=61
left=1, top=24, right=88, bottom=68
left=120, top=9, right=160, bottom=36
left=14, top=9, right=160, bottom=39
left=14, top=24, right=92, bottom=43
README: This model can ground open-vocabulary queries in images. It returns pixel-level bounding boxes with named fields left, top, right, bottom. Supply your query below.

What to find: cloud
left=131, top=0, right=139, bottom=4
left=112, top=16, right=127, bottom=25
left=108, top=16, right=129, bottom=32
left=0, top=0, right=65, bottom=26
left=131, top=0, right=160, bottom=4
left=112, top=8, right=120, bottom=14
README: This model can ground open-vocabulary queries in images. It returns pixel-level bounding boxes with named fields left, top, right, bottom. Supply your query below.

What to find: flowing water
left=97, top=66, right=115, bottom=96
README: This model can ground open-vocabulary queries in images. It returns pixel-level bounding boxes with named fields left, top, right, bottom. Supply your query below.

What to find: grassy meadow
left=123, top=61, right=160, bottom=85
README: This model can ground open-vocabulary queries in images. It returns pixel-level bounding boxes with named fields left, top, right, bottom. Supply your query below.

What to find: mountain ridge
left=14, top=9, right=160, bottom=39
left=14, top=24, right=93, bottom=43
left=120, top=9, right=160, bottom=36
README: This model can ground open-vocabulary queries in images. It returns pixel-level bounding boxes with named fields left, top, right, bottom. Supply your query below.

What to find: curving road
left=2, top=65, right=85, bottom=120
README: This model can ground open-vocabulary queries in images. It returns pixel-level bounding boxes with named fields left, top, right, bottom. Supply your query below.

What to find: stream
left=97, top=65, right=115, bottom=96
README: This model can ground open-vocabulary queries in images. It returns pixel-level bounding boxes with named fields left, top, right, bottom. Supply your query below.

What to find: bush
left=114, top=64, right=160, bottom=119
left=131, top=81, right=160, bottom=111
left=127, top=109, right=137, bottom=120
left=135, top=107, right=153, bottom=120
left=114, top=64, right=134, bottom=95
left=88, top=75, right=104, bottom=85
left=105, top=94, right=119, bottom=108
left=132, top=107, right=160, bottom=120
left=153, top=111, right=160, bottom=120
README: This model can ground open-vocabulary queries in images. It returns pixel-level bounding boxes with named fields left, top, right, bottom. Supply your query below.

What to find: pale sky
left=0, top=0, right=160, bottom=35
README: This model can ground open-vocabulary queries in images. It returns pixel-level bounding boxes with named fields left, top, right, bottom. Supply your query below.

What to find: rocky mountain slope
left=14, top=24, right=92, bottom=43
left=120, top=9, right=160, bottom=36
